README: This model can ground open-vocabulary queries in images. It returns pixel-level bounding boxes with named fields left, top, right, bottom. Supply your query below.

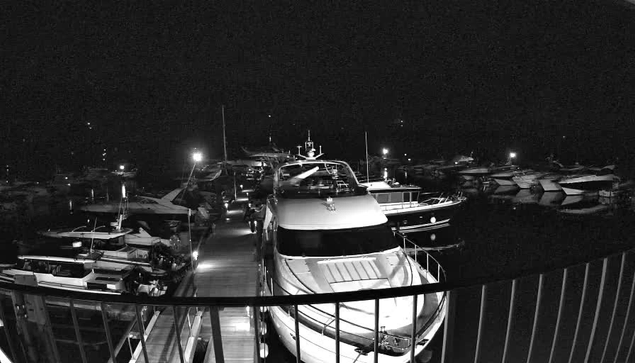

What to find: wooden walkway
left=134, top=203, right=259, bottom=363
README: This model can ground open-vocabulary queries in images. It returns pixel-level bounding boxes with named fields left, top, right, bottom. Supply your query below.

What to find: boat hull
left=268, top=290, right=445, bottom=363
left=384, top=200, right=464, bottom=233
left=493, top=178, right=516, bottom=186
left=558, top=175, right=618, bottom=195
left=538, top=178, right=562, bottom=192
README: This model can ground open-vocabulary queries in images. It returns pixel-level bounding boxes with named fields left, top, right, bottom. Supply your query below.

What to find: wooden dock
left=132, top=204, right=259, bottom=363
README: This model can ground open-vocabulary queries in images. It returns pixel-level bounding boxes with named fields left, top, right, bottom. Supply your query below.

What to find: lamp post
left=508, top=152, right=517, bottom=165
left=187, top=151, right=203, bottom=272
left=188, top=151, right=203, bottom=186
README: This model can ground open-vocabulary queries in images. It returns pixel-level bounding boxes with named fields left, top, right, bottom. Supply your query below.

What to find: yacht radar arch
left=296, top=130, right=324, bottom=160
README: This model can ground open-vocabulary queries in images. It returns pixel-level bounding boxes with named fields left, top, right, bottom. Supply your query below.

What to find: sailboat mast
left=365, top=131, right=370, bottom=182
left=222, top=105, right=228, bottom=164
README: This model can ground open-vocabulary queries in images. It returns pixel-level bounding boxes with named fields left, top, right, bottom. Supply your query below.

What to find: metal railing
left=1, top=247, right=635, bottom=363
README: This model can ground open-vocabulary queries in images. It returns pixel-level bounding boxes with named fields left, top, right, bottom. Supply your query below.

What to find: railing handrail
left=2, top=247, right=633, bottom=307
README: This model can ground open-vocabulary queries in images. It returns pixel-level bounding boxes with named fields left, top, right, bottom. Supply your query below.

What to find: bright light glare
left=192, top=152, right=203, bottom=162
left=382, top=148, right=389, bottom=155
left=119, top=165, right=125, bottom=170
left=197, top=262, right=214, bottom=271
left=192, top=250, right=199, bottom=260
left=509, top=152, right=517, bottom=159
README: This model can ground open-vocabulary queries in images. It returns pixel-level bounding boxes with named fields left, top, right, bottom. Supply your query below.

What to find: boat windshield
left=276, top=161, right=361, bottom=197
left=277, top=224, right=399, bottom=257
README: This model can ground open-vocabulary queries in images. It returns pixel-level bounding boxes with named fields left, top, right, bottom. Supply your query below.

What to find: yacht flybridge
left=260, top=133, right=446, bottom=362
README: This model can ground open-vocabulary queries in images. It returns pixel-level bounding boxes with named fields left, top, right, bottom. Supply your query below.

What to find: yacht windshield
left=277, top=161, right=361, bottom=197
left=277, top=224, right=398, bottom=257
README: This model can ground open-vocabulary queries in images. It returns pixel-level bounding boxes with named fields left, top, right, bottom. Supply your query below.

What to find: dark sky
left=2, top=0, right=635, bottom=177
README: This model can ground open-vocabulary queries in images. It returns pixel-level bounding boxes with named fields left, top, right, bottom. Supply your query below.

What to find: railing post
left=294, top=305, right=301, bottom=363
left=335, top=302, right=340, bottom=363
left=374, top=298, right=380, bottom=363
left=568, top=263, right=591, bottom=363
left=474, top=284, right=488, bottom=363
left=210, top=306, right=225, bottom=363
left=172, top=305, right=186, bottom=363
left=69, top=300, right=88, bottom=363
left=584, top=258, right=609, bottom=363
left=548, top=268, right=569, bottom=363
left=600, top=253, right=626, bottom=363
left=527, top=274, right=544, bottom=363
left=441, top=289, right=457, bottom=363
left=134, top=304, right=150, bottom=363
left=410, top=294, right=418, bottom=363
left=614, top=268, right=635, bottom=363
left=502, top=279, right=518, bottom=363
left=101, top=302, right=117, bottom=363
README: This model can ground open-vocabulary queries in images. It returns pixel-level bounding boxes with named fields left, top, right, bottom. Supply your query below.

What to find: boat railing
left=3, top=248, right=635, bottom=362
left=398, top=232, right=447, bottom=284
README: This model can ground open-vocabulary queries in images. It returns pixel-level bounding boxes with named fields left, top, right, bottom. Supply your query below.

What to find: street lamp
left=382, top=148, right=389, bottom=157
left=187, top=150, right=203, bottom=272
left=508, top=152, right=517, bottom=165
left=119, top=164, right=125, bottom=171
left=187, top=151, right=203, bottom=185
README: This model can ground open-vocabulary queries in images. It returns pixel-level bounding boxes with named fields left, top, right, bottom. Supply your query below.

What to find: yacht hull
left=384, top=200, right=464, bottom=233
left=493, top=178, right=516, bottom=186
left=268, top=291, right=445, bottom=363
left=538, top=178, right=562, bottom=192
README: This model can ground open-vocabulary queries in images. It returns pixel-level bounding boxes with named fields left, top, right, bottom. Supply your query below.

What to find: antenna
left=365, top=131, right=370, bottom=182
left=296, top=130, right=323, bottom=160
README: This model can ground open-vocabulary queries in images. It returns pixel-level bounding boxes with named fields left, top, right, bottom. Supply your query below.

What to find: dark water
left=2, top=184, right=635, bottom=362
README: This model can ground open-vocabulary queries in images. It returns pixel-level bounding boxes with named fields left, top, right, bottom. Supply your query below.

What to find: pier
left=126, top=200, right=259, bottom=363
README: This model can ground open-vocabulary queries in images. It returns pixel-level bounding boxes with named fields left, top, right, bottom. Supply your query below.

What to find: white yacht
left=361, top=180, right=465, bottom=232
left=557, top=174, right=619, bottom=196
left=261, top=134, right=446, bottom=363
left=0, top=254, right=165, bottom=296
left=511, top=170, right=545, bottom=189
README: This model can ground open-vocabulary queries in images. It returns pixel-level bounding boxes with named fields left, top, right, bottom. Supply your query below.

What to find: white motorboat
left=511, top=170, right=545, bottom=189
left=490, top=170, right=518, bottom=186
left=538, top=173, right=564, bottom=192
left=0, top=254, right=165, bottom=296
left=40, top=223, right=176, bottom=249
left=39, top=224, right=133, bottom=240
left=458, top=166, right=492, bottom=181
left=261, top=134, right=446, bottom=363
left=558, top=174, right=619, bottom=196
left=361, top=180, right=465, bottom=233
left=80, top=187, right=208, bottom=221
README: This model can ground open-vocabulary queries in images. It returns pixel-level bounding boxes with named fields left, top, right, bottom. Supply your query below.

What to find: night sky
left=2, top=0, right=635, bottom=178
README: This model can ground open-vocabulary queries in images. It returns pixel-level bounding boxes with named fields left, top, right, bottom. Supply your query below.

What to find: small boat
left=80, top=187, right=211, bottom=222
left=558, top=174, right=619, bottom=196
left=362, top=180, right=466, bottom=233
left=39, top=225, right=133, bottom=240
left=511, top=170, right=545, bottom=189
left=0, top=254, right=166, bottom=296
left=538, top=173, right=564, bottom=192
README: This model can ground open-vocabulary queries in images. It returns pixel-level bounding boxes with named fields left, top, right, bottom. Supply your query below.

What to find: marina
left=2, top=137, right=635, bottom=363
left=3, top=1, right=635, bottom=361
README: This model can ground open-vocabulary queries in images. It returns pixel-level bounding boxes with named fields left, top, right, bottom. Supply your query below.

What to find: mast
left=222, top=105, right=228, bottom=164
left=365, top=131, right=370, bottom=182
